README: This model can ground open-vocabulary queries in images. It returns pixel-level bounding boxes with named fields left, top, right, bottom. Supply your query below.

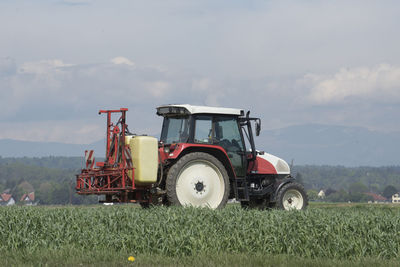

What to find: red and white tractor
left=76, top=105, right=308, bottom=210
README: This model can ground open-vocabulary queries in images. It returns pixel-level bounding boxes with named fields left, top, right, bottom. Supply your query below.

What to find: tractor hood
left=251, top=151, right=290, bottom=175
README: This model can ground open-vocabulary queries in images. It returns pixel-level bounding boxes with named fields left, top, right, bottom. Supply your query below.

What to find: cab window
left=194, top=116, right=213, bottom=144
left=160, top=116, right=189, bottom=144
left=214, top=117, right=244, bottom=152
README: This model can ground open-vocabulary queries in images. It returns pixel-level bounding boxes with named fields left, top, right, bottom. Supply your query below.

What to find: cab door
left=214, top=116, right=247, bottom=177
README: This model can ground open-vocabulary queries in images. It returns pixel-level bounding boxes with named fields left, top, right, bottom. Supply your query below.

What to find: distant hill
left=1, top=124, right=399, bottom=166
left=0, top=139, right=105, bottom=158
left=256, top=124, right=400, bottom=167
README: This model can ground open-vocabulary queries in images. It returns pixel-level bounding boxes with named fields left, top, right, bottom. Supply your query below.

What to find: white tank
left=126, top=135, right=158, bottom=184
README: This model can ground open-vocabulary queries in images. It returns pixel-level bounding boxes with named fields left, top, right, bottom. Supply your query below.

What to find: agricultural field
left=1, top=203, right=400, bottom=266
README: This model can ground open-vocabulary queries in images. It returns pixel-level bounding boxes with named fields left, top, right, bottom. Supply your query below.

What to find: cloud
left=57, top=0, right=92, bottom=6
left=0, top=57, right=214, bottom=143
left=1, top=56, right=269, bottom=143
left=110, top=57, right=135, bottom=66
left=190, top=78, right=220, bottom=106
left=0, top=57, right=17, bottom=77
left=18, top=59, right=73, bottom=74
left=144, top=81, right=170, bottom=97
left=0, top=120, right=103, bottom=144
left=0, top=57, right=171, bottom=117
left=2, top=56, right=400, bottom=144
left=305, top=64, right=400, bottom=104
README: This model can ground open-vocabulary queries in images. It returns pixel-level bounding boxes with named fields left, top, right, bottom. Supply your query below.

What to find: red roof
left=20, top=192, right=35, bottom=202
left=0, top=193, right=12, bottom=202
left=365, top=192, right=387, bottom=201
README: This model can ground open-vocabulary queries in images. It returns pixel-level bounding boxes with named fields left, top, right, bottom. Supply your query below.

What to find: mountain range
left=0, top=139, right=106, bottom=158
left=257, top=124, right=400, bottom=166
left=0, top=124, right=399, bottom=167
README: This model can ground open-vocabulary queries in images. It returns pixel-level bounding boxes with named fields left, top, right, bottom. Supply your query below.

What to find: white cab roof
left=157, top=104, right=244, bottom=116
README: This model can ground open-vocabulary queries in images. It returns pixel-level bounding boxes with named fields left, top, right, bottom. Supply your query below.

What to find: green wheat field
left=1, top=203, right=399, bottom=266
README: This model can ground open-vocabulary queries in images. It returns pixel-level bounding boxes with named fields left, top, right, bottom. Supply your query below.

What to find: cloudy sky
left=0, top=0, right=399, bottom=144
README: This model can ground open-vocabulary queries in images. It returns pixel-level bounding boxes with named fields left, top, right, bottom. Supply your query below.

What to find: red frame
left=159, top=143, right=231, bottom=160
left=159, top=143, right=278, bottom=177
left=76, top=108, right=147, bottom=202
left=160, top=143, right=234, bottom=178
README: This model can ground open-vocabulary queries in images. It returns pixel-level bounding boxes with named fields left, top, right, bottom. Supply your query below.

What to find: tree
left=326, top=190, right=349, bottom=202
left=348, top=192, right=373, bottom=203
left=325, top=188, right=337, bottom=197
left=348, top=182, right=368, bottom=194
left=347, top=182, right=369, bottom=202
left=37, top=182, right=54, bottom=204
left=295, top=172, right=304, bottom=185
left=307, top=189, right=318, bottom=201
left=383, top=185, right=398, bottom=199
left=369, top=183, right=380, bottom=194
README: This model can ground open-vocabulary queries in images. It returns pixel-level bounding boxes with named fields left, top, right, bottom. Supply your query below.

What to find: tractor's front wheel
left=275, top=182, right=308, bottom=210
left=166, top=152, right=229, bottom=209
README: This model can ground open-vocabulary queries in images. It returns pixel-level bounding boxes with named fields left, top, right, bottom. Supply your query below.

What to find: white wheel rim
left=176, top=160, right=225, bottom=209
left=282, top=189, right=304, bottom=210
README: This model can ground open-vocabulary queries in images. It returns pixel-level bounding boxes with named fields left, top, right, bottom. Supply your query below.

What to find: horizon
left=1, top=122, right=399, bottom=167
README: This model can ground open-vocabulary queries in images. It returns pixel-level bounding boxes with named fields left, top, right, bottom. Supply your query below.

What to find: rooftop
left=0, top=193, right=12, bottom=202
left=365, top=192, right=387, bottom=201
left=157, top=104, right=244, bottom=116
left=20, top=192, right=35, bottom=202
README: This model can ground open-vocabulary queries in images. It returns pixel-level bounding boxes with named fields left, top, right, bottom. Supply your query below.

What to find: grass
left=2, top=249, right=400, bottom=267
left=1, top=203, right=400, bottom=266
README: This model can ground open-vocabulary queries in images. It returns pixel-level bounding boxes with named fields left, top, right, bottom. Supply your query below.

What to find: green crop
left=0, top=205, right=399, bottom=260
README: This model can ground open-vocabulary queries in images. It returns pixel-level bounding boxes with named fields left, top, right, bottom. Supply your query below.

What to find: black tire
left=275, top=182, right=308, bottom=210
left=166, top=152, right=230, bottom=209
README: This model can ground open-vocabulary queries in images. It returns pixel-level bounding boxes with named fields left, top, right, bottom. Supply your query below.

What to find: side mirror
left=255, top=120, right=261, bottom=136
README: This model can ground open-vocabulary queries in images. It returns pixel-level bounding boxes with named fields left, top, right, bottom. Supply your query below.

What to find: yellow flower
left=128, top=256, right=135, bottom=262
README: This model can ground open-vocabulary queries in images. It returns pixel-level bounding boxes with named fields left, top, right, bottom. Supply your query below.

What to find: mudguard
left=271, top=176, right=296, bottom=202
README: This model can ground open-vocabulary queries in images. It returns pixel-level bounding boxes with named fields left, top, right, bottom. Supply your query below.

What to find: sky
left=0, top=0, right=400, bottom=144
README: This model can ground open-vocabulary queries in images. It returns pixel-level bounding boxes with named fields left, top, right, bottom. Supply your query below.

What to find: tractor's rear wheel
left=275, top=182, right=308, bottom=210
left=166, top=152, right=229, bottom=209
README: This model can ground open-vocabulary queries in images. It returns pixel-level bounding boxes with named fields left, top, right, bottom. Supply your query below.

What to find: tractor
left=76, top=105, right=308, bottom=210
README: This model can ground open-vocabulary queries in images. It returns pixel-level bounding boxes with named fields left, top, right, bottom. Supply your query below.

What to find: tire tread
left=276, top=182, right=308, bottom=210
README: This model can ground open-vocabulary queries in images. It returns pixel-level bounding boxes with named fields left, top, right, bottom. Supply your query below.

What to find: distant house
left=392, top=193, right=400, bottom=203
left=365, top=192, right=387, bottom=203
left=0, top=193, right=16, bottom=206
left=317, top=190, right=325, bottom=199
left=20, top=192, right=35, bottom=205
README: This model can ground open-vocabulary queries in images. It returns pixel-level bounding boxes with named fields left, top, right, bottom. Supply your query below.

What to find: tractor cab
left=157, top=105, right=247, bottom=176
left=156, top=104, right=305, bottom=209
left=157, top=104, right=287, bottom=177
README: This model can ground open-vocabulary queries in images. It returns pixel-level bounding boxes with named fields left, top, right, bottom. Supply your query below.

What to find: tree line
left=0, top=157, right=96, bottom=205
left=0, top=157, right=399, bottom=204
left=292, top=165, right=400, bottom=202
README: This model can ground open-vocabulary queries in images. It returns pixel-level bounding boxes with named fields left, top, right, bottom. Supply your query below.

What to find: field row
left=0, top=204, right=399, bottom=260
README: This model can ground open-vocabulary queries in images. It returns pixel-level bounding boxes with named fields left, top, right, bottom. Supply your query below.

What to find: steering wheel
left=231, top=139, right=241, bottom=151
